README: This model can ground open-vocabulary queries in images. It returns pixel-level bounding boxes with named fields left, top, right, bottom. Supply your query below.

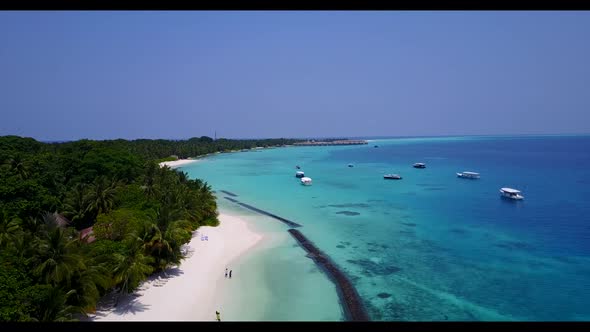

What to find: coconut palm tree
left=142, top=163, right=158, bottom=198
left=154, top=196, right=185, bottom=233
left=62, top=183, right=91, bottom=226
left=149, top=220, right=191, bottom=271
left=7, top=154, right=29, bottom=179
left=0, top=210, right=21, bottom=248
left=176, top=170, right=189, bottom=184
left=134, top=221, right=161, bottom=253
left=86, top=176, right=118, bottom=216
left=176, top=186, right=202, bottom=223
left=195, top=181, right=218, bottom=221
left=33, top=286, right=79, bottom=322
left=162, top=221, right=191, bottom=260
left=112, top=237, right=154, bottom=307
left=30, top=216, right=86, bottom=287
left=11, top=230, right=36, bottom=260
left=67, top=259, right=111, bottom=315
left=23, top=215, right=44, bottom=234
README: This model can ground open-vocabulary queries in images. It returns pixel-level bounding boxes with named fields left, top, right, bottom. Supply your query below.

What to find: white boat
left=413, top=163, right=426, bottom=168
left=295, top=171, right=305, bottom=178
left=500, top=188, right=524, bottom=200
left=457, top=171, right=480, bottom=179
left=301, top=177, right=313, bottom=186
left=384, top=174, right=402, bottom=180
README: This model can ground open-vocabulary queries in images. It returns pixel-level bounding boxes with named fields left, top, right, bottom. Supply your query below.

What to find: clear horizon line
left=20, top=131, right=590, bottom=143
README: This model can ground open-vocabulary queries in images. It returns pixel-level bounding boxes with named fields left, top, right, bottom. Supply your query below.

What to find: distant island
left=293, top=139, right=368, bottom=146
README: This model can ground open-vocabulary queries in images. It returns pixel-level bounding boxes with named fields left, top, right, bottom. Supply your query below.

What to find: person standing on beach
left=225, top=268, right=228, bottom=278
left=216, top=311, right=221, bottom=322
left=229, top=270, right=232, bottom=278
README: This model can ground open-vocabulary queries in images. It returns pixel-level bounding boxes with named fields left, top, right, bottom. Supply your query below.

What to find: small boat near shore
left=500, top=188, right=524, bottom=200
left=296, top=171, right=305, bottom=178
left=413, top=163, right=426, bottom=168
left=457, top=171, right=480, bottom=179
left=301, top=177, right=313, bottom=186
left=384, top=174, right=402, bottom=180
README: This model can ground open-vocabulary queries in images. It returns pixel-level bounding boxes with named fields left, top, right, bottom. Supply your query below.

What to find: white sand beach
left=158, top=159, right=199, bottom=168
left=92, top=213, right=264, bottom=321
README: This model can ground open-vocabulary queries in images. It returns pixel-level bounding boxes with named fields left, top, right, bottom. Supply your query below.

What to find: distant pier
left=293, top=140, right=368, bottom=146
left=288, top=229, right=370, bottom=321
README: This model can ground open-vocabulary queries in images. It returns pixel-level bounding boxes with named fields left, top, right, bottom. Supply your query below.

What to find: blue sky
left=1, top=11, right=589, bottom=140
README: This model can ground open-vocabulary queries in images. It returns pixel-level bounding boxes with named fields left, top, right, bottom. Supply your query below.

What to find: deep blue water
left=182, top=136, right=590, bottom=321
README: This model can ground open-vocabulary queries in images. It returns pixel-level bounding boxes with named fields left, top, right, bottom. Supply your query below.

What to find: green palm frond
left=0, top=210, right=21, bottom=248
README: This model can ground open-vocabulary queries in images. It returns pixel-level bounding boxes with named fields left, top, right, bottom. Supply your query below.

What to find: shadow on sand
left=87, top=266, right=185, bottom=320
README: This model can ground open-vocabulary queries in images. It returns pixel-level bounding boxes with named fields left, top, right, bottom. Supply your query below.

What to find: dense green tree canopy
left=0, top=135, right=301, bottom=321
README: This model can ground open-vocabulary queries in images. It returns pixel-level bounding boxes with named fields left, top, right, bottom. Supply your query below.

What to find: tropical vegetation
left=0, top=135, right=302, bottom=321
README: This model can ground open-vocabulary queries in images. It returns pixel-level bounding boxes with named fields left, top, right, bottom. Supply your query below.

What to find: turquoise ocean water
left=181, top=136, right=590, bottom=321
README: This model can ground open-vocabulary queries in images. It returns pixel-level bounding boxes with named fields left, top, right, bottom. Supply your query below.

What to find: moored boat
left=384, top=174, right=402, bottom=180
left=295, top=171, right=305, bottom=178
left=301, top=177, right=313, bottom=186
left=457, top=171, right=480, bottom=179
left=413, top=163, right=426, bottom=168
left=500, top=187, right=524, bottom=200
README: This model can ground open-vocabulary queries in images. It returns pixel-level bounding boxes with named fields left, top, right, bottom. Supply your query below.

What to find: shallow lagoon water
left=182, top=136, right=590, bottom=321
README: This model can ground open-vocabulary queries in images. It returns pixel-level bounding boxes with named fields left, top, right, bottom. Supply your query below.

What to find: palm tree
left=176, top=170, right=189, bottom=184
left=148, top=221, right=190, bottom=271
left=86, top=176, right=118, bottom=216
left=134, top=221, right=161, bottom=253
left=132, top=214, right=188, bottom=272
left=7, top=154, right=29, bottom=179
left=30, top=216, right=86, bottom=287
left=0, top=210, right=21, bottom=249
left=161, top=222, right=191, bottom=263
left=34, top=286, right=79, bottom=322
left=23, top=215, right=43, bottom=234
left=176, top=186, right=202, bottom=223
left=62, top=183, right=91, bottom=226
left=194, top=181, right=218, bottom=222
left=11, top=230, right=36, bottom=260
left=143, top=163, right=158, bottom=198
left=112, top=237, right=154, bottom=307
left=155, top=201, right=185, bottom=234
left=68, top=259, right=111, bottom=315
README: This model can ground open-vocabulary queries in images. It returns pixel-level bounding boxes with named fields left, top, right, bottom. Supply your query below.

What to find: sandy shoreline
left=159, top=159, right=199, bottom=168
left=91, top=213, right=264, bottom=321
